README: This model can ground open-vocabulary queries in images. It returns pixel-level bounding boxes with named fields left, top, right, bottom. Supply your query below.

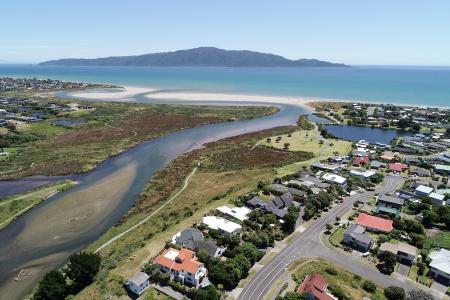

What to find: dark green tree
left=384, top=286, right=405, bottom=300
left=66, top=251, right=101, bottom=292
left=33, top=270, right=67, bottom=300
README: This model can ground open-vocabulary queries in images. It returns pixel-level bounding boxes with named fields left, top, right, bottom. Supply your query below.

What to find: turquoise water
left=0, top=65, right=450, bottom=107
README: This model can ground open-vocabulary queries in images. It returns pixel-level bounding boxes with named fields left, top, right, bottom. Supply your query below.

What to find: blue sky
left=1, top=0, right=449, bottom=65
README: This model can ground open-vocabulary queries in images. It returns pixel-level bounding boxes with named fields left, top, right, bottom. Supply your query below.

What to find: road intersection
left=237, top=175, right=427, bottom=300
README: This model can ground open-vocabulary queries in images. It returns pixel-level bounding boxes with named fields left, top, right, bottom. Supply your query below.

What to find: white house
left=216, top=205, right=251, bottom=221
left=322, top=173, right=347, bottom=187
left=429, top=192, right=446, bottom=206
left=202, top=216, right=242, bottom=237
left=428, top=249, right=450, bottom=285
left=415, top=185, right=433, bottom=197
left=126, top=271, right=150, bottom=296
left=349, top=169, right=376, bottom=180
left=154, top=248, right=208, bottom=288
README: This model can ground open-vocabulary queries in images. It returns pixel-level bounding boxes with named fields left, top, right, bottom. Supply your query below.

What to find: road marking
left=240, top=176, right=403, bottom=300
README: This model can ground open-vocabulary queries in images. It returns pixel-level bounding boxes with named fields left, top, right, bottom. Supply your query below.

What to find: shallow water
left=0, top=93, right=308, bottom=300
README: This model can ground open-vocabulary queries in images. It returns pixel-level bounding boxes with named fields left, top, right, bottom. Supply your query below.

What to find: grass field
left=268, top=129, right=352, bottom=177
left=0, top=180, right=76, bottom=230
left=292, top=258, right=387, bottom=300
left=329, top=227, right=345, bottom=246
left=0, top=95, right=278, bottom=179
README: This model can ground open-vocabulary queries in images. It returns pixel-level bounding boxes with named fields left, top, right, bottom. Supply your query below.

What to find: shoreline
left=67, top=85, right=450, bottom=110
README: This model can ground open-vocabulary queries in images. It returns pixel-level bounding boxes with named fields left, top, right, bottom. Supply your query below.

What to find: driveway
left=397, top=263, right=410, bottom=277
left=431, top=281, right=449, bottom=294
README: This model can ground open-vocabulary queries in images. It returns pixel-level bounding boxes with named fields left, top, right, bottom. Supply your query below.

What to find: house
left=415, top=185, right=433, bottom=197
left=428, top=249, right=450, bottom=285
left=379, top=242, right=417, bottom=265
left=375, top=195, right=404, bottom=218
left=217, top=205, right=251, bottom=221
left=173, top=228, right=204, bottom=247
left=297, top=273, right=335, bottom=300
left=126, top=271, right=150, bottom=296
left=434, top=164, right=450, bottom=175
left=352, top=156, right=369, bottom=167
left=189, top=239, right=225, bottom=258
left=410, top=166, right=431, bottom=177
left=342, top=224, right=373, bottom=252
left=202, top=216, right=242, bottom=237
left=377, top=195, right=404, bottom=209
left=429, top=192, right=446, bottom=206
left=388, top=162, right=408, bottom=173
left=154, top=248, right=207, bottom=288
left=349, top=169, right=376, bottom=180
left=311, top=162, right=341, bottom=172
left=396, top=190, right=420, bottom=203
left=246, top=196, right=287, bottom=218
left=370, top=160, right=386, bottom=169
left=380, top=151, right=397, bottom=162
left=321, top=173, right=347, bottom=187
left=356, top=213, right=393, bottom=233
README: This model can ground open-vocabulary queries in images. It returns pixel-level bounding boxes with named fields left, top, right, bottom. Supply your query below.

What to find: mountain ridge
left=40, top=47, right=348, bottom=67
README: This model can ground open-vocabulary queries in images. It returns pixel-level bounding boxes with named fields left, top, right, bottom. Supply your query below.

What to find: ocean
left=0, top=65, right=449, bottom=107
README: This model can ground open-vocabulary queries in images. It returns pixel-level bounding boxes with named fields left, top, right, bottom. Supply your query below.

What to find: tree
left=283, top=143, right=290, bottom=150
left=362, top=280, right=376, bottom=293
left=187, top=285, right=221, bottom=300
left=197, top=249, right=209, bottom=263
left=280, top=291, right=307, bottom=300
left=416, top=261, right=426, bottom=275
left=240, top=242, right=263, bottom=264
left=384, top=286, right=405, bottom=300
left=282, top=206, right=299, bottom=233
left=377, top=251, right=397, bottom=274
left=33, top=270, right=67, bottom=300
left=66, top=252, right=101, bottom=292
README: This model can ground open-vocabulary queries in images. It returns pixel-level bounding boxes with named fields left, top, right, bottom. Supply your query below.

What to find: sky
left=1, top=0, right=450, bottom=66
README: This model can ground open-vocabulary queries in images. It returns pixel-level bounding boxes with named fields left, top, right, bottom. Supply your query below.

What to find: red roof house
left=356, top=213, right=393, bottom=233
left=353, top=156, right=370, bottom=166
left=388, top=162, right=408, bottom=173
left=297, top=273, right=335, bottom=300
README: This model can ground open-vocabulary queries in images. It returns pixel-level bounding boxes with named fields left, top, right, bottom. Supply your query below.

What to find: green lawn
left=19, top=121, right=70, bottom=137
left=293, top=258, right=387, bottom=300
left=423, top=231, right=450, bottom=255
left=329, top=227, right=345, bottom=246
left=408, top=265, right=432, bottom=286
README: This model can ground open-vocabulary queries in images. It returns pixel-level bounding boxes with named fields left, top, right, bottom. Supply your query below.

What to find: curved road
left=238, top=175, right=416, bottom=300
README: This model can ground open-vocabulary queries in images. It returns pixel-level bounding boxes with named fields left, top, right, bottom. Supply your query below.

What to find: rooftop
left=154, top=248, right=203, bottom=274
left=356, top=213, right=393, bottom=233
left=128, top=271, right=149, bottom=286
left=429, top=249, right=450, bottom=274
left=202, top=216, right=241, bottom=233
left=217, top=205, right=251, bottom=221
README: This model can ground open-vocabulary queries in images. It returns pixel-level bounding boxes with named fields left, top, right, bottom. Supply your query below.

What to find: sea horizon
left=1, top=64, right=450, bottom=108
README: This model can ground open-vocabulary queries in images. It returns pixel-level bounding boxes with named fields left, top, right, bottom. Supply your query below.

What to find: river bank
left=0, top=90, right=308, bottom=300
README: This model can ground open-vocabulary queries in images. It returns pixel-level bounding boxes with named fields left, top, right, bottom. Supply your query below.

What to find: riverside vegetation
left=0, top=91, right=278, bottom=179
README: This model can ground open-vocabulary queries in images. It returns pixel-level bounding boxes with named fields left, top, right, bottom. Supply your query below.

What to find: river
left=0, top=92, right=308, bottom=300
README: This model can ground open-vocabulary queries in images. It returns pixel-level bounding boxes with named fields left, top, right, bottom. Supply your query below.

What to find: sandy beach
left=67, top=85, right=449, bottom=109
left=67, top=86, right=156, bottom=101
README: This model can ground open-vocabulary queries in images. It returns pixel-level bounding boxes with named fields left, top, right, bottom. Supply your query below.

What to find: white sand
left=68, top=86, right=155, bottom=101
left=145, top=90, right=322, bottom=106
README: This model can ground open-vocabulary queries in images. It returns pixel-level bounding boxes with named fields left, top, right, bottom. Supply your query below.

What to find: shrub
left=384, top=286, right=405, bottom=300
left=325, top=267, right=338, bottom=275
left=33, top=270, right=67, bottom=300
left=362, top=280, right=376, bottom=293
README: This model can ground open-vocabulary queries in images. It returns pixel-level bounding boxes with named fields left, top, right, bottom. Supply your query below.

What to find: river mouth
left=0, top=89, right=309, bottom=300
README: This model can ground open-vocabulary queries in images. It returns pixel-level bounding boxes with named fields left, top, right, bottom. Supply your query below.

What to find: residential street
left=237, top=175, right=446, bottom=300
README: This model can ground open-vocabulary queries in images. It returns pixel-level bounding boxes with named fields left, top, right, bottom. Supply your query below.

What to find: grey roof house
left=342, top=224, right=373, bottom=252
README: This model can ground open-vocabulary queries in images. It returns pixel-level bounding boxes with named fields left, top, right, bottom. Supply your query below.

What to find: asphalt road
left=238, top=175, right=415, bottom=300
